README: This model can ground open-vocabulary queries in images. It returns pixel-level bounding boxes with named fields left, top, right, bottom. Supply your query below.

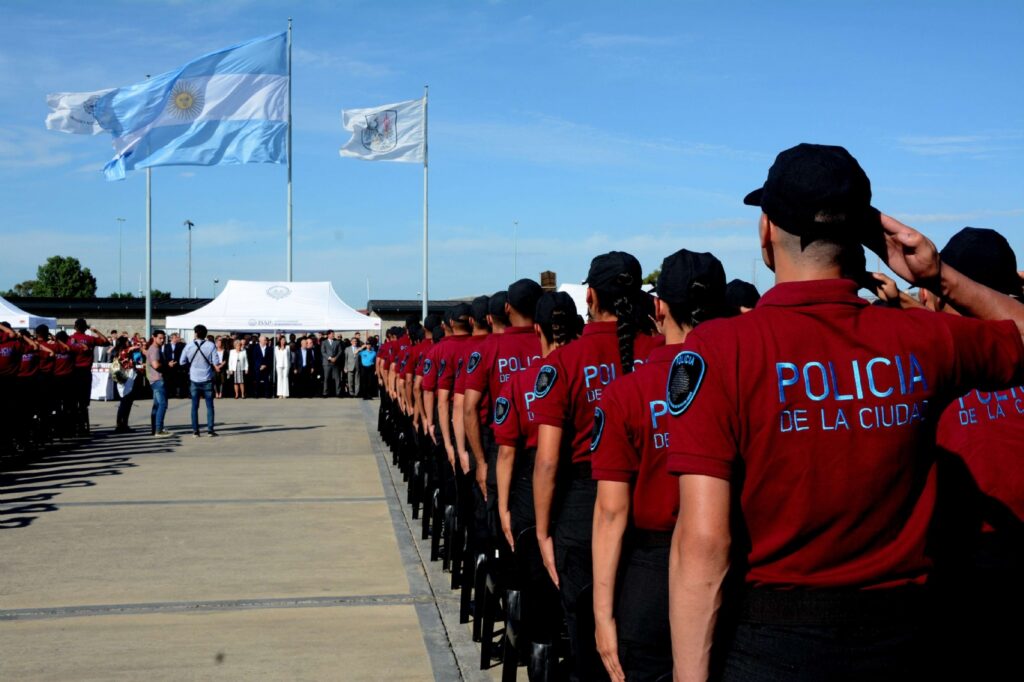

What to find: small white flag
left=340, top=97, right=425, bottom=163
left=45, top=89, right=116, bottom=135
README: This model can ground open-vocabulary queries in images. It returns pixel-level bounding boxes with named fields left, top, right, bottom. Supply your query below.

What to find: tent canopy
left=165, top=280, right=380, bottom=332
left=0, top=295, right=58, bottom=330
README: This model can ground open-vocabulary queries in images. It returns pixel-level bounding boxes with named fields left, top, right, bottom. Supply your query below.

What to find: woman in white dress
left=274, top=335, right=291, bottom=398
left=228, top=339, right=249, bottom=399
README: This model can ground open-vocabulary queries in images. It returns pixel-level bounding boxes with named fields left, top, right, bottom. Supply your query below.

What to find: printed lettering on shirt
left=494, top=396, right=511, bottom=425
left=467, top=351, right=481, bottom=374
left=583, top=362, right=616, bottom=403
left=954, top=386, right=1024, bottom=425
left=534, top=365, right=557, bottom=398
left=590, top=407, right=606, bottom=451
left=774, top=353, right=932, bottom=434
left=649, top=400, right=672, bottom=449
left=523, top=390, right=537, bottom=422
left=498, top=353, right=540, bottom=384
left=667, top=351, right=705, bottom=416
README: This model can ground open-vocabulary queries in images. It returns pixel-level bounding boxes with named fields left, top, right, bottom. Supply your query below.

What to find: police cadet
left=664, top=143, right=1024, bottom=681
left=409, top=313, right=442, bottom=437
left=454, top=295, right=492, bottom=478
left=531, top=250, right=652, bottom=681
left=723, top=278, right=760, bottom=316
left=929, top=227, right=1024, bottom=678
left=590, top=249, right=726, bottom=682
left=68, top=319, right=109, bottom=435
left=437, top=304, right=474, bottom=473
left=465, top=280, right=544, bottom=518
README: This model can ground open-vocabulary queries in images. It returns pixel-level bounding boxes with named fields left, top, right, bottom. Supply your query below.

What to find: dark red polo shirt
left=493, top=363, right=543, bottom=450
left=531, top=321, right=628, bottom=464
left=37, top=341, right=57, bottom=374
left=17, top=344, right=39, bottom=378
left=454, top=334, right=492, bottom=425
left=591, top=344, right=682, bottom=532
left=378, top=340, right=393, bottom=369
left=937, top=386, right=1024, bottom=529
left=464, top=326, right=542, bottom=417
left=53, top=343, right=75, bottom=377
left=665, top=279, right=1024, bottom=589
left=409, top=339, right=432, bottom=378
left=634, top=333, right=665, bottom=367
left=436, top=334, right=472, bottom=396
left=0, top=331, right=22, bottom=377
left=421, top=337, right=446, bottom=393
left=70, top=331, right=102, bottom=369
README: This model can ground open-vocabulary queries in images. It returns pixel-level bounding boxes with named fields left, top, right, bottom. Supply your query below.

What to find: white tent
left=165, top=280, right=380, bottom=332
left=557, top=283, right=588, bottom=318
left=0, top=295, right=57, bottom=330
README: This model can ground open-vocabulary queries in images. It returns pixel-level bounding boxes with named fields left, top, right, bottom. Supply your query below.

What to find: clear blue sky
left=2, top=0, right=1022, bottom=303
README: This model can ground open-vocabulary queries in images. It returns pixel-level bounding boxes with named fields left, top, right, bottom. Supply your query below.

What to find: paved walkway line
left=0, top=496, right=385, bottom=509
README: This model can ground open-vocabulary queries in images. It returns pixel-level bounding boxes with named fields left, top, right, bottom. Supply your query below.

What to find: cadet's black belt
left=632, top=529, right=672, bottom=548
left=737, top=586, right=931, bottom=626
left=570, top=461, right=592, bottom=480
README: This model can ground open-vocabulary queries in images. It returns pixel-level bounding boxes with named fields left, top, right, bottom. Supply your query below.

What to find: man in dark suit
left=163, top=333, right=186, bottom=398
left=320, top=330, right=342, bottom=397
left=249, top=335, right=274, bottom=398
left=292, top=336, right=320, bottom=397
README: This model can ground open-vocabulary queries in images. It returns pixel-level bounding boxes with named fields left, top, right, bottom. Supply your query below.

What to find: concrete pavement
left=0, top=395, right=480, bottom=681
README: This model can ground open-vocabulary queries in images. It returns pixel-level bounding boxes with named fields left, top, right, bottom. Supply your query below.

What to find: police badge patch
left=494, top=397, right=511, bottom=425
left=456, top=358, right=464, bottom=378
left=439, top=359, right=447, bottom=377
left=534, top=365, right=557, bottom=398
left=467, top=351, right=482, bottom=374
left=423, top=358, right=433, bottom=375
left=589, top=407, right=606, bottom=452
left=667, top=351, right=706, bottom=416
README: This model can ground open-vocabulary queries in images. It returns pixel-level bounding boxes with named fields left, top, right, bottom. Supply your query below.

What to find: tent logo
left=266, top=285, right=292, bottom=300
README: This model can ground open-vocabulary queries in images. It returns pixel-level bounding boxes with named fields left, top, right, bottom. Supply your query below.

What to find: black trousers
left=554, top=477, right=608, bottom=682
left=720, top=588, right=933, bottom=682
left=616, top=541, right=672, bottom=682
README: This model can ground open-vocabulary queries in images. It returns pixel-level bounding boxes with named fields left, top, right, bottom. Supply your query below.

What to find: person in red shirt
left=666, top=143, right=1024, bottom=681
left=436, top=305, right=474, bottom=473
left=928, top=227, right=1024, bottom=679
left=591, top=249, right=727, bottom=682
left=492, top=290, right=582, bottom=678
left=51, top=330, right=78, bottom=436
left=68, top=318, right=109, bottom=435
left=12, top=325, right=55, bottom=452
left=531, top=250, right=654, bottom=681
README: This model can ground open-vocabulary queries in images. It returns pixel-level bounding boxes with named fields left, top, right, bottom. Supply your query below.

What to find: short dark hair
left=152, top=329, right=166, bottom=338
left=193, top=324, right=208, bottom=339
left=74, top=318, right=88, bottom=332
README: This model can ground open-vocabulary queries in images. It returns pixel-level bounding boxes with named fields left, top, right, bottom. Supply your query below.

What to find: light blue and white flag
left=96, top=32, right=288, bottom=181
left=45, top=88, right=117, bottom=134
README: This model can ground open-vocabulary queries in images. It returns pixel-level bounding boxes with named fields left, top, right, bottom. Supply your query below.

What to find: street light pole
left=513, top=220, right=518, bottom=280
left=184, top=220, right=194, bottom=298
left=116, top=217, right=125, bottom=294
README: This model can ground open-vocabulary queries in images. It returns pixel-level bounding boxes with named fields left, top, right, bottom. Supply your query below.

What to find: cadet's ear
left=760, top=213, right=776, bottom=272
left=654, top=297, right=668, bottom=322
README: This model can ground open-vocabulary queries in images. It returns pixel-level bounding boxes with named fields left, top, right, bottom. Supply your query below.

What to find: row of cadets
left=493, top=290, right=584, bottom=677
left=529, top=251, right=664, bottom=681
left=590, top=249, right=729, bottom=681
left=663, top=143, right=1024, bottom=681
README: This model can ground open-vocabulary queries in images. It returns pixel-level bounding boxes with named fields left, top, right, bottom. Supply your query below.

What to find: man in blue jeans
left=147, top=329, right=172, bottom=437
left=180, top=324, right=220, bottom=437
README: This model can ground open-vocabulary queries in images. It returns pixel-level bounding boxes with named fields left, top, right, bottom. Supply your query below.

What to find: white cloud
left=893, top=208, right=1024, bottom=224
left=897, top=132, right=1023, bottom=156
left=574, top=33, right=677, bottom=49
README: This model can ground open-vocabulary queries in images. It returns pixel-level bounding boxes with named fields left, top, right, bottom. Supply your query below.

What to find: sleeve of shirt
left=530, top=350, right=570, bottom=428
left=492, top=377, right=521, bottom=447
left=938, top=314, right=1024, bottom=389
left=463, top=341, right=494, bottom=393
left=436, top=349, right=455, bottom=392
left=664, top=330, right=739, bottom=481
left=590, top=382, right=638, bottom=482
left=422, top=348, right=438, bottom=392
left=454, top=350, right=470, bottom=395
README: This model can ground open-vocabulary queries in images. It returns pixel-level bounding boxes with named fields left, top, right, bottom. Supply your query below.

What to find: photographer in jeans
left=180, top=324, right=220, bottom=438
left=147, top=330, right=171, bottom=437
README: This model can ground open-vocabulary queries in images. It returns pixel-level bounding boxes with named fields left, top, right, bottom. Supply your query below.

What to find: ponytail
left=608, top=292, right=638, bottom=375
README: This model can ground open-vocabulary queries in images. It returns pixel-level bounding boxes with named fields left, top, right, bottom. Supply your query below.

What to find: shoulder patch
left=493, top=396, right=511, bottom=425
left=423, top=358, right=432, bottom=375
left=467, top=351, right=482, bottom=374
left=589, top=407, right=606, bottom=452
left=439, top=359, right=447, bottom=377
left=534, top=364, right=557, bottom=398
left=456, top=357, right=464, bottom=378
left=666, top=351, right=706, bottom=416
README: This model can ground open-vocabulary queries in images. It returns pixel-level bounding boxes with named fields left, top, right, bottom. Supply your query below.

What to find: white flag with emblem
left=45, top=89, right=116, bottom=134
left=340, top=97, right=425, bottom=163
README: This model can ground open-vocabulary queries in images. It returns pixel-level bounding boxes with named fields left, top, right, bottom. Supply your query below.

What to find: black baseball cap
left=584, top=251, right=642, bottom=292
left=471, top=295, right=490, bottom=324
left=654, top=249, right=726, bottom=309
left=488, top=291, right=509, bottom=317
left=725, top=279, right=761, bottom=310
left=507, top=278, right=544, bottom=316
left=424, top=313, right=442, bottom=330
left=744, top=143, right=876, bottom=239
left=450, top=302, right=472, bottom=323
left=940, top=227, right=1022, bottom=298
left=534, top=291, right=578, bottom=325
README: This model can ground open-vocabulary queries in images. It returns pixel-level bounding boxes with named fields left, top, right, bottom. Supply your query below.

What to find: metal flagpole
left=422, top=85, right=429, bottom=322
left=286, top=18, right=293, bottom=282
left=145, top=168, right=152, bottom=338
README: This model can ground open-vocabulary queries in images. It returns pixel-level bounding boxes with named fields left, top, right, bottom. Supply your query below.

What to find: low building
left=5, top=297, right=211, bottom=335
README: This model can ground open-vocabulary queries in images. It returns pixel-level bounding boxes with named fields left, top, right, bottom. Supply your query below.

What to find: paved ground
left=0, top=395, right=508, bottom=681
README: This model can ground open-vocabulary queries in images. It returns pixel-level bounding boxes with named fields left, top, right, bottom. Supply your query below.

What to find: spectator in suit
left=164, top=332, right=186, bottom=398
left=249, top=335, right=274, bottom=398
left=321, top=330, right=343, bottom=397
left=344, top=337, right=361, bottom=398
left=292, top=336, right=319, bottom=397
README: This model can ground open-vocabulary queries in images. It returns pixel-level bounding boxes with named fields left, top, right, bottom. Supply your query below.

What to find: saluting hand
left=595, top=616, right=626, bottom=682
left=876, top=213, right=941, bottom=289
left=538, top=534, right=559, bottom=589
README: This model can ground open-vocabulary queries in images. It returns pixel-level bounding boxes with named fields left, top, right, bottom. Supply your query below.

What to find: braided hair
left=536, top=291, right=583, bottom=346
left=593, top=270, right=643, bottom=375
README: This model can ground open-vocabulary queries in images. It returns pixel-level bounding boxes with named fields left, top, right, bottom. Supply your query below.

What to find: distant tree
left=33, top=256, right=97, bottom=298
left=3, top=280, right=38, bottom=297
left=151, top=289, right=172, bottom=300
left=643, top=269, right=660, bottom=286
left=110, top=292, right=135, bottom=299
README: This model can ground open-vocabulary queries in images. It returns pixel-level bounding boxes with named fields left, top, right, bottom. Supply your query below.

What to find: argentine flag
left=96, top=32, right=287, bottom=181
